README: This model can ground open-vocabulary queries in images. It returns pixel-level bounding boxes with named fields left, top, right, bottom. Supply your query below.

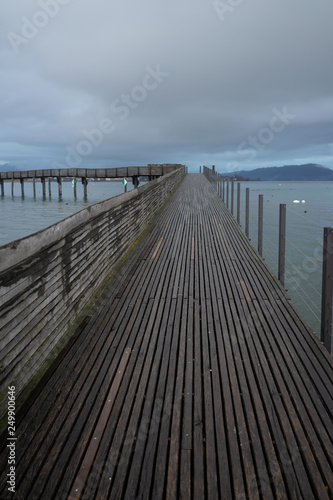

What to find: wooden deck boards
left=0, top=174, right=332, bottom=499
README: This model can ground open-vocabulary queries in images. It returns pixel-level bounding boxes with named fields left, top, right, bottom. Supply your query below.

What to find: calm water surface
left=237, top=181, right=333, bottom=341
left=0, top=180, right=134, bottom=246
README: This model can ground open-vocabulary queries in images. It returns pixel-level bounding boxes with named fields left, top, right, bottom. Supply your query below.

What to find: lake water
left=236, top=180, right=333, bottom=343
left=1, top=178, right=332, bottom=345
left=0, top=179, right=135, bottom=246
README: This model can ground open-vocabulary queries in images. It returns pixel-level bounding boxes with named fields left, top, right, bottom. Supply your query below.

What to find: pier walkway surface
left=0, top=174, right=332, bottom=499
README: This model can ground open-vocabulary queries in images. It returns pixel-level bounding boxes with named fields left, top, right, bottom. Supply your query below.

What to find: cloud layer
left=1, top=0, right=333, bottom=172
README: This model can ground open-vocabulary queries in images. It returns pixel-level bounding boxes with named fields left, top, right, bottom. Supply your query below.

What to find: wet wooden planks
left=0, top=174, right=332, bottom=499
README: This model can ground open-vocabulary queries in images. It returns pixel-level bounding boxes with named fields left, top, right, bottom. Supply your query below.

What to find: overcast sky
left=1, top=0, right=333, bottom=173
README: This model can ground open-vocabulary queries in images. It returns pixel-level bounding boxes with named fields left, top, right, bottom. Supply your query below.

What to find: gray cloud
left=1, top=0, right=333, bottom=171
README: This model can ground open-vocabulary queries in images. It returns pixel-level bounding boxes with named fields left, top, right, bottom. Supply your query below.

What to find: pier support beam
left=41, top=177, right=46, bottom=198
left=33, top=178, right=36, bottom=198
left=132, top=176, right=140, bottom=189
left=237, top=183, right=240, bottom=224
left=0, top=179, right=4, bottom=197
left=258, top=194, right=263, bottom=256
left=278, top=204, right=286, bottom=287
left=57, top=177, right=62, bottom=197
left=20, top=178, right=24, bottom=197
left=49, top=177, right=52, bottom=197
left=82, top=177, right=88, bottom=198
left=321, top=227, right=333, bottom=353
left=245, top=188, right=250, bottom=238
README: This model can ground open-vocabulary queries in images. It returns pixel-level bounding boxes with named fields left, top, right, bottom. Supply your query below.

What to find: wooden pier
left=0, top=164, right=182, bottom=197
left=0, top=174, right=332, bottom=499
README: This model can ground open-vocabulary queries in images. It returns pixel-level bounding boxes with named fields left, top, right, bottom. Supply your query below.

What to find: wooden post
left=33, top=178, right=36, bottom=198
left=278, top=204, right=286, bottom=287
left=237, top=183, right=240, bottom=224
left=73, top=178, right=77, bottom=198
left=231, top=179, right=234, bottom=215
left=83, top=177, right=88, bottom=197
left=11, top=175, right=14, bottom=196
left=245, top=188, right=250, bottom=238
left=41, top=177, right=46, bottom=198
left=132, top=176, right=139, bottom=189
left=258, top=194, right=263, bottom=256
left=0, top=179, right=4, bottom=197
left=57, top=177, right=62, bottom=197
left=49, top=177, right=52, bottom=197
left=199, top=166, right=201, bottom=173
left=320, top=227, right=333, bottom=353
left=20, top=178, right=24, bottom=197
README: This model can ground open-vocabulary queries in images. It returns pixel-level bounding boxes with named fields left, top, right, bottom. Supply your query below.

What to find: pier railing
left=203, top=165, right=333, bottom=354
left=0, top=165, right=185, bottom=421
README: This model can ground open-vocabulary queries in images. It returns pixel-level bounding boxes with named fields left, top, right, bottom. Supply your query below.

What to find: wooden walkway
left=0, top=174, right=332, bottom=499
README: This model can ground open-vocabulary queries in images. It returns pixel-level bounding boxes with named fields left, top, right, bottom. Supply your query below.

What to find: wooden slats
left=0, top=174, right=332, bottom=499
left=69, top=347, right=131, bottom=499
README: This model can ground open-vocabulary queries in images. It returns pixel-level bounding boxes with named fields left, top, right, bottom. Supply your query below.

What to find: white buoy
left=301, top=200, right=305, bottom=203
left=293, top=200, right=300, bottom=203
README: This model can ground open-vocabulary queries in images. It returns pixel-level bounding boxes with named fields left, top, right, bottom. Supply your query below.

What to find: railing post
left=245, top=188, right=249, bottom=238
left=258, top=194, right=263, bottom=256
left=226, top=178, right=229, bottom=210
left=231, top=179, right=234, bottom=215
left=237, top=183, right=240, bottom=224
left=278, top=204, right=286, bottom=287
left=321, top=227, right=333, bottom=353
left=222, top=178, right=225, bottom=202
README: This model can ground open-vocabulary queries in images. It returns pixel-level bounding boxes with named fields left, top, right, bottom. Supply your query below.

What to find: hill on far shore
left=223, top=163, right=333, bottom=181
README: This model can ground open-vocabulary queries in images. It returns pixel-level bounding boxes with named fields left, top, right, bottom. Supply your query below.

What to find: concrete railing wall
left=0, top=166, right=185, bottom=419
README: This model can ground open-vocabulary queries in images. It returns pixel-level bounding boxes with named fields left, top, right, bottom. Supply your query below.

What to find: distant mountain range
left=223, top=164, right=333, bottom=181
